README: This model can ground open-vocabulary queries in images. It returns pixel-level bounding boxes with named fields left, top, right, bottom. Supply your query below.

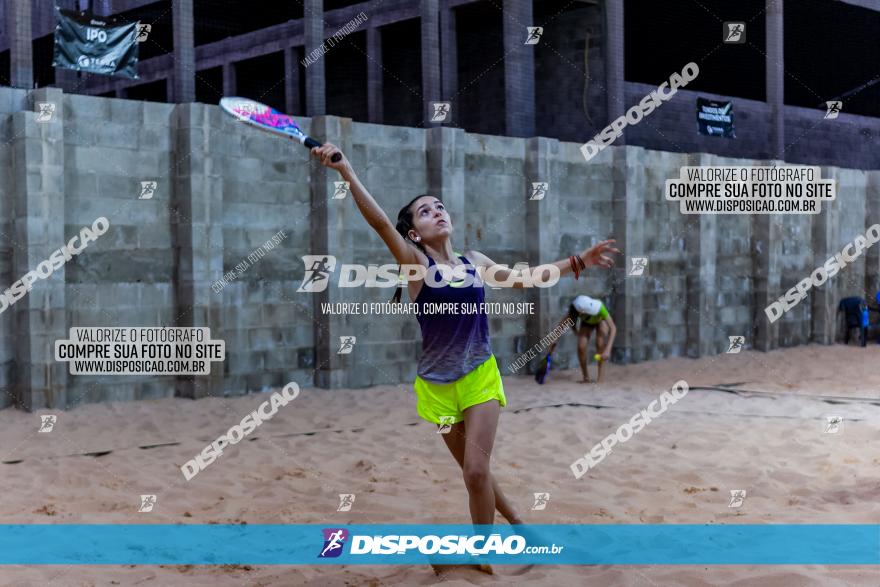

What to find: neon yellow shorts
left=413, top=355, right=506, bottom=425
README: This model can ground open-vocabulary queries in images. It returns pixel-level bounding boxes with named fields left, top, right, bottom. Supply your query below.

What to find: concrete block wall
left=0, top=97, right=18, bottom=408
left=462, top=132, right=529, bottom=371
left=631, top=147, right=691, bottom=361
left=317, top=120, right=428, bottom=389
left=706, top=153, right=754, bottom=355
left=834, top=168, right=870, bottom=295
left=0, top=96, right=23, bottom=408
left=2, top=85, right=880, bottom=410
left=211, top=104, right=309, bottom=396
left=5, top=88, right=69, bottom=410
left=549, top=141, right=617, bottom=369
left=63, top=93, right=177, bottom=406
left=766, top=213, right=811, bottom=348
left=811, top=167, right=869, bottom=345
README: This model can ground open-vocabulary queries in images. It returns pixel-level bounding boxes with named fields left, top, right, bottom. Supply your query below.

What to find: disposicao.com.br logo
left=317, top=527, right=563, bottom=560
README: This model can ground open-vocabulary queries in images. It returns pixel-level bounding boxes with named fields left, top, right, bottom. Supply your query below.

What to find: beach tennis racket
left=219, top=97, right=341, bottom=162
left=534, top=353, right=552, bottom=385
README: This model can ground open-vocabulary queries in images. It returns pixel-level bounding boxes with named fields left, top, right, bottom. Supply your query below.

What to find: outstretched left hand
left=580, top=239, right=620, bottom=269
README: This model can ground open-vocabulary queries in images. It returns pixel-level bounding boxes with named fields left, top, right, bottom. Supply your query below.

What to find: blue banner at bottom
left=0, top=525, right=877, bottom=565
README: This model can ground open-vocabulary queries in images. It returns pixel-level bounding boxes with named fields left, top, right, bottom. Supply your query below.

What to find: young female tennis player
left=312, top=144, right=618, bottom=531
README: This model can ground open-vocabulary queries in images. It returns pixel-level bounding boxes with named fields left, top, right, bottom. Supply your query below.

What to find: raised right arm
left=312, top=143, right=424, bottom=267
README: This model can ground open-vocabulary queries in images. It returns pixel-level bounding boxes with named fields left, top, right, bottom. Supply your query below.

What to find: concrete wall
left=63, top=92, right=177, bottom=406
left=0, top=88, right=29, bottom=408
left=1, top=86, right=879, bottom=411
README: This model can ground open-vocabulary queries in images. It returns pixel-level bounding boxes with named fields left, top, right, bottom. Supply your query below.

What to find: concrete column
left=503, top=0, right=535, bottom=137
left=284, top=46, right=301, bottom=115
left=766, top=1, right=784, bottom=158
left=811, top=167, right=839, bottom=344
left=9, top=88, right=67, bottom=410
left=752, top=213, right=782, bottom=351
left=421, top=0, right=441, bottom=127
left=172, top=0, right=196, bottom=102
left=223, top=62, right=236, bottom=98
left=440, top=8, right=457, bottom=101
left=304, top=0, right=326, bottom=116
left=366, top=26, right=383, bottom=124
left=604, top=0, right=625, bottom=141
left=308, top=115, right=352, bottom=388
left=610, top=147, right=644, bottom=363
left=172, top=103, right=225, bottom=398
left=524, top=137, right=561, bottom=369
left=684, top=156, right=718, bottom=357
left=866, top=171, right=880, bottom=302
left=7, top=0, right=34, bottom=89
left=426, top=126, right=465, bottom=219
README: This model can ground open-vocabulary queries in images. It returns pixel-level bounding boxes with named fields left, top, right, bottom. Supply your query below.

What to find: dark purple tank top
left=414, top=254, right=493, bottom=382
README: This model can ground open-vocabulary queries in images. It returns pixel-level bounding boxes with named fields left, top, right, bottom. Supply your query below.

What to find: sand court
left=1, top=344, right=877, bottom=585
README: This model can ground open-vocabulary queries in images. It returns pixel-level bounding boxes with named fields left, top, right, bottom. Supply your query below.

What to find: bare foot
left=580, top=378, right=592, bottom=384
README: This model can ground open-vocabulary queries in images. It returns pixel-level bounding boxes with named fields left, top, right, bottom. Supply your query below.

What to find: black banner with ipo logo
left=53, top=7, right=139, bottom=79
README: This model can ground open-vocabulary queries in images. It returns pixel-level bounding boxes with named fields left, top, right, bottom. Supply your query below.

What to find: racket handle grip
left=304, top=137, right=342, bottom=162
